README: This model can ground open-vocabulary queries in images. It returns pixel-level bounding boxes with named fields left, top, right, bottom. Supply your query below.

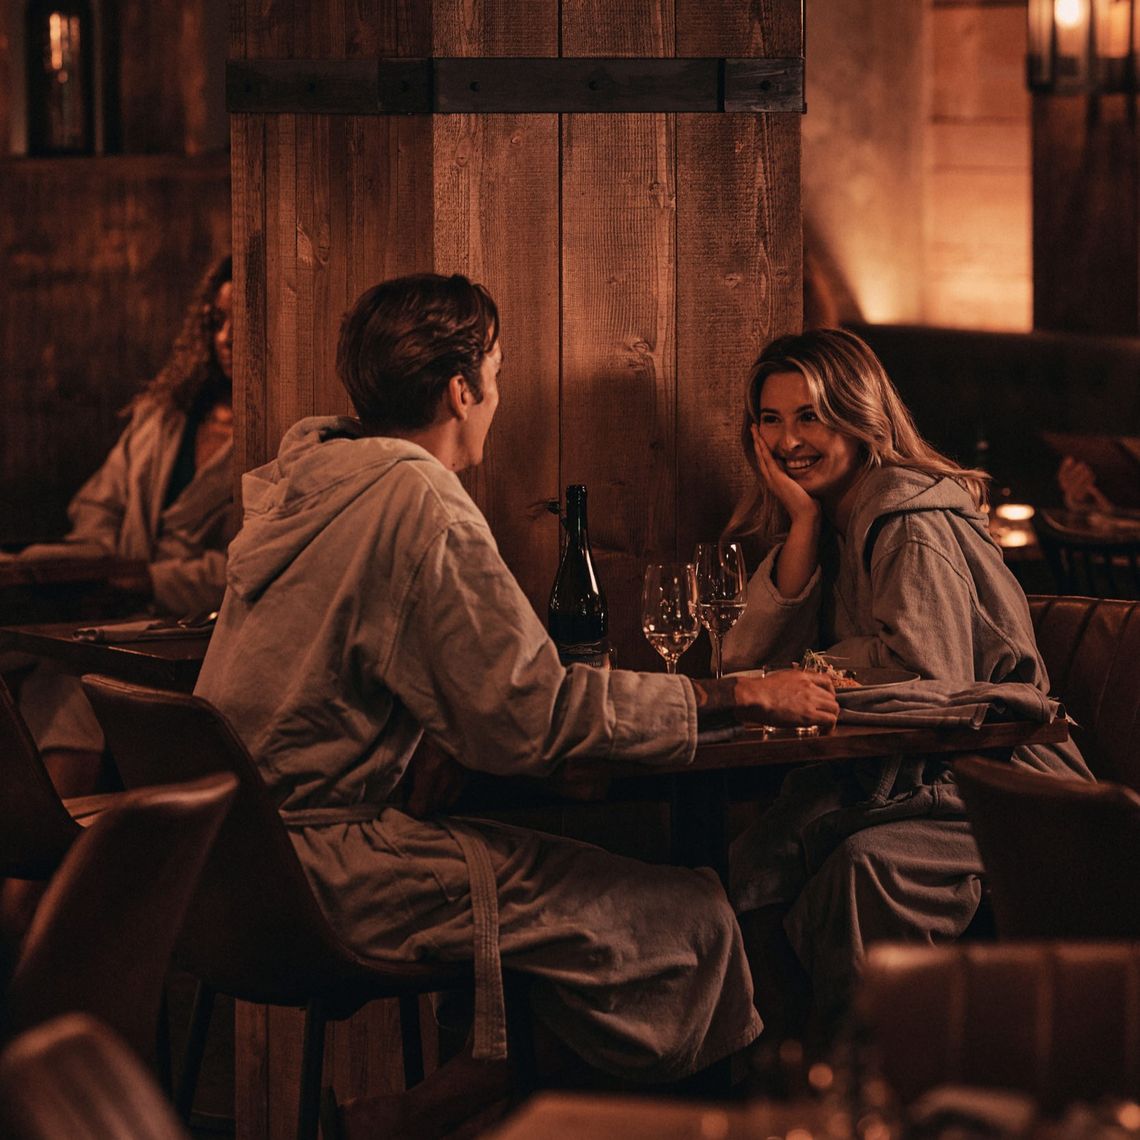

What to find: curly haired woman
left=15, top=254, right=238, bottom=791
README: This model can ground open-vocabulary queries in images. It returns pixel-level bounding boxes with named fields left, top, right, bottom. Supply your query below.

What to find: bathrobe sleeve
left=379, top=519, right=699, bottom=777
left=722, top=544, right=823, bottom=672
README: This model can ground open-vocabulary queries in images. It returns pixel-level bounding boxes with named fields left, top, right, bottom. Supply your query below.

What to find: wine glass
left=641, top=563, right=700, bottom=674
left=693, top=541, right=747, bottom=679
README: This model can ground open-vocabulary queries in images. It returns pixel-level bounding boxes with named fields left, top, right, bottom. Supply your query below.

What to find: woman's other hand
left=1058, top=456, right=1113, bottom=512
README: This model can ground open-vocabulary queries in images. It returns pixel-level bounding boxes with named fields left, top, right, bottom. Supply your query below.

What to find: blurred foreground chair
left=955, top=754, right=1140, bottom=938
left=2, top=775, right=237, bottom=1070
left=860, top=942, right=1140, bottom=1115
left=0, top=1013, right=190, bottom=1140
left=0, top=674, right=111, bottom=881
left=1028, top=594, right=1140, bottom=789
left=1032, top=511, right=1140, bottom=599
left=81, top=674, right=535, bottom=1140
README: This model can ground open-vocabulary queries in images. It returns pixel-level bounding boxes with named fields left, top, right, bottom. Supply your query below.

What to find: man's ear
left=445, top=373, right=471, bottom=421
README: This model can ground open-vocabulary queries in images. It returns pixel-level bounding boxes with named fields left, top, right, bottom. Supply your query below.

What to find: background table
left=0, top=620, right=209, bottom=691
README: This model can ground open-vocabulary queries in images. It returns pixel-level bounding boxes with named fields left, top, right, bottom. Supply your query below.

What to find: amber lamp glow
left=1028, top=0, right=1138, bottom=92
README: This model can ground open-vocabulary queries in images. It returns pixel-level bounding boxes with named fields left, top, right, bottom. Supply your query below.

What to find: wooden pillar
left=1032, top=93, right=1140, bottom=334
left=228, top=2, right=801, bottom=1131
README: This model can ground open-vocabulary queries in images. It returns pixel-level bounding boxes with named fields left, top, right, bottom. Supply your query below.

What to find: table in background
left=0, top=620, right=209, bottom=691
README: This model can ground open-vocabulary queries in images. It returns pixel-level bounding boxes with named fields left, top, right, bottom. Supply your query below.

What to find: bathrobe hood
left=227, top=415, right=445, bottom=602
left=847, top=466, right=993, bottom=570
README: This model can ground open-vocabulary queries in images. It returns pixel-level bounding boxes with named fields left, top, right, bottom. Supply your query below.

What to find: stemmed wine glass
left=693, top=541, right=747, bottom=679
left=641, top=563, right=700, bottom=674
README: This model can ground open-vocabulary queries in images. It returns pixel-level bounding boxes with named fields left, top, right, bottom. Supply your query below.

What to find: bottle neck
left=565, top=487, right=589, bottom=548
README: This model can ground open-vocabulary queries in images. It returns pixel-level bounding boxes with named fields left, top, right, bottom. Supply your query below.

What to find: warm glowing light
left=49, top=12, right=63, bottom=70
left=999, top=530, right=1031, bottom=548
left=995, top=503, right=1036, bottom=521
left=1055, top=0, right=1088, bottom=28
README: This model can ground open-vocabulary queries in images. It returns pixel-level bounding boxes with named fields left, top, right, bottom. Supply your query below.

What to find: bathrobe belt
left=278, top=804, right=509, bottom=1062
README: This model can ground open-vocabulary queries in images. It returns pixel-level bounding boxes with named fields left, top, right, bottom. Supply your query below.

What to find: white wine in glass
left=693, top=541, right=747, bottom=679
left=641, top=563, right=700, bottom=674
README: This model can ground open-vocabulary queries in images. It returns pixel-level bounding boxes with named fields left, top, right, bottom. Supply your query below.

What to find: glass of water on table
left=641, top=562, right=700, bottom=674
left=693, top=541, right=747, bottom=679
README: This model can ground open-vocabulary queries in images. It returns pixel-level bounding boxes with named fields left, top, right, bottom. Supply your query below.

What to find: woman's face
left=211, top=281, right=234, bottom=380
left=756, top=369, right=862, bottom=507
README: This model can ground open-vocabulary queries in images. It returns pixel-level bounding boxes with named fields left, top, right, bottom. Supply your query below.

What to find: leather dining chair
left=859, top=941, right=1140, bottom=1115
left=0, top=1013, right=191, bottom=1140
left=0, top=675, right=108, bottom=881
left=1032, top=510, right=1140, bottom=600
left=80, top=674, right=535, bottom=1140
left=954, top=754, right=1140, bottom=939
left=2, top=775, right=238, bottom=1072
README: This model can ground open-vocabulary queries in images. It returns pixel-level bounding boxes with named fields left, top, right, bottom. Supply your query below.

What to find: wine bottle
left=548, top=484, right=610, bottom=667
left=25, top=0, right=96, bottom=155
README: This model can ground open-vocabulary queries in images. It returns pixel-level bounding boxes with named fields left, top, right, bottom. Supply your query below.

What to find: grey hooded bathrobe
left=722, top=466, right=1093, bottom=1020
left=195, top=416, right=761, bottom=1081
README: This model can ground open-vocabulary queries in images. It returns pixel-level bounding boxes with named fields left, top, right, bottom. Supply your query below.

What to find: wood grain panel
left=0, top=155, right=230, bottom=546
left=1033, top=94, right=1140, bottom=335
left=432, top=3, right=559, bottom=619
left=561, top=0, right=677, bottom=669
left=234, top=1002, right=269, bottom=1140
left=675, top=0, right=801, bottom=626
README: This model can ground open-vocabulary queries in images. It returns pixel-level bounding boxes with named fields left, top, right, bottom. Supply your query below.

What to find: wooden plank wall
left=0, top=154, right=231, bottom=546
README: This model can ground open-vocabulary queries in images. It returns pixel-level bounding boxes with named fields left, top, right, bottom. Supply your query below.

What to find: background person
left=721, top=327, right=1093, bottom=1046
left=194, top=273, right=837, bottom=1138
left=10, top=253, right=237, bottom=794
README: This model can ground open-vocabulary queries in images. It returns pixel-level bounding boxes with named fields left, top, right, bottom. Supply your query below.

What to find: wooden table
left=604, top=718, right=1071, bottom=882
left=0, top=620, right=209, bottom=691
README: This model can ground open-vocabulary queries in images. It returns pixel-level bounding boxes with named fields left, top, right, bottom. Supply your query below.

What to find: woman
left=721, top=328, right=1091, bottom=1040
left=15, top=253, right=238, bottom=790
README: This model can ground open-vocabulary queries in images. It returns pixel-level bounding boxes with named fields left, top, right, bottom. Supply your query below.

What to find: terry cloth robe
left=17, top=400, right=237, bottom=752
left=722, top=466, right=1093, bottom=1020
left=194, top=416, right=762, bottom=1081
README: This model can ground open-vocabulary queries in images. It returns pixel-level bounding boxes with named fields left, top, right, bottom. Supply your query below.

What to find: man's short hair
left=336, top=273, right=499, bottom=433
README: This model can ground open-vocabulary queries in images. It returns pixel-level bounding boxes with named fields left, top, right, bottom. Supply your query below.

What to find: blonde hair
left=724, top=328, right=988, bottom=540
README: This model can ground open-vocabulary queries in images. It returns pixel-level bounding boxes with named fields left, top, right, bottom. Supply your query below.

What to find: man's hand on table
left=692, top=668, right=839, bottom=732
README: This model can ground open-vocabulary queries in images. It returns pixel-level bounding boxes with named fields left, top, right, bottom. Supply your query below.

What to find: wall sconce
left=1028, top=0, right=1138, bottom=92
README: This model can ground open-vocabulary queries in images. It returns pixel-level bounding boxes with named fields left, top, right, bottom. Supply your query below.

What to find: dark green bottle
left=548, top=484, right=610, bottom=667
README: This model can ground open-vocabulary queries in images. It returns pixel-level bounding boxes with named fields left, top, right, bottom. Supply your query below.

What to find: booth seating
left=860, top=942, right=1140, bottom=1116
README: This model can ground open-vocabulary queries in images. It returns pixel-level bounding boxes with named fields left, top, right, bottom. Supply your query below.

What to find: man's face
left=460, top=339, right=502, bottom=468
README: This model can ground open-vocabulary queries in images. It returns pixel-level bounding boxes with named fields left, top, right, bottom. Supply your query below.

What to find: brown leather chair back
left=860, top=942, right=1140, bottom=1113
left=3, top=775, right=237, bottom=1064
left=0, top=676, right=80, bottom=878
left=955, top=754, right=1140, bottom=939
left=0, top=1013, right=191, bottom=1140
left=80, top=674, right=457, bottom=1005
left=1029, top=594, right=1140, bottom=788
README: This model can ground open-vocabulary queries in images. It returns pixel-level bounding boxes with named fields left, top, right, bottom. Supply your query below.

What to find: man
left=195, top=273, right=837, bottom=1136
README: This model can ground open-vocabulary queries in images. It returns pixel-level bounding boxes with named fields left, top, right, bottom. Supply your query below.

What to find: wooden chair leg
left=298, top=999, right=328, bottom=1140
left=398, top=992, right=425, bottom=1088
left=503, top=972, right=536, bottom=1096
left=175, top=980, right=216, bottom=1120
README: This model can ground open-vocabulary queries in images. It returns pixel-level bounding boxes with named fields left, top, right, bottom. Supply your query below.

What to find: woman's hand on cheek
left=752, top=424, right=820, bottom=525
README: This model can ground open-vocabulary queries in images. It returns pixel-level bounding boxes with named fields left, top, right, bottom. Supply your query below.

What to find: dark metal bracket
left=226, top=57, right=805, bottom=115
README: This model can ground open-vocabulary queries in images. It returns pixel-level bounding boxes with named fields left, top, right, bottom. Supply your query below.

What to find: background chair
left=81, top=674, right=533, bottom=1140
left=2, top=775, right=237, bottom=1073
left=0, top=1013, right=190, bottom=1140
left=859, top=942, right=1140, bottom=1115
left=954, top=754, right=1140, bottom=939
left=1027, top=594, right=1140, bottom=789
left=1032, top=510, right=1140, bottom=599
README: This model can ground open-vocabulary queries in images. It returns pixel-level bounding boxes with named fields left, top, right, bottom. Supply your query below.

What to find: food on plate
left=800, top=649, right=861, bottom=689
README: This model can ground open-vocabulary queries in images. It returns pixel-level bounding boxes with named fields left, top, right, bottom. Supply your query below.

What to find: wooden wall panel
left=433, top=2, right=560, bottom=618
left=561, top=0, right=676, bottom=672
left=676, top=0, right=801, bottom=584
left=0, top=154, right=231, bottom=546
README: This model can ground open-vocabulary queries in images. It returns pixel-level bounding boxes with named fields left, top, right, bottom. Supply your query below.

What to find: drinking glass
left=641, top=563, right=700, bottom=674
left=693, top=541, right=747, bottom=679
